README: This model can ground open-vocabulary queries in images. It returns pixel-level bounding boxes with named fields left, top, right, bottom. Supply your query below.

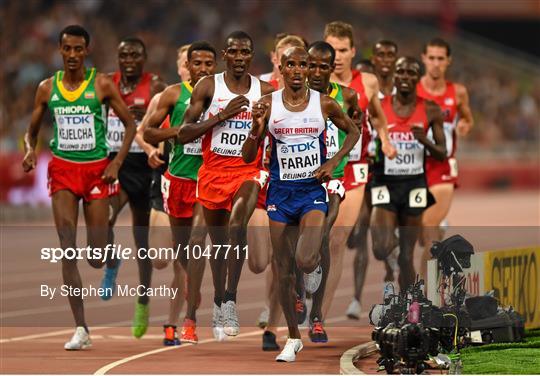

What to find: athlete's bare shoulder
left=320, top=92, right=342, bottom=114
left=94, top=72, right=115, bottom=88
left=360, top=71, right=379, bottom=89
left=150, top=73, right=167, bottom=94
left=453, top=82, right=468, bottom=98
left=36, top=77, right=53, bottom=103
left=160, top=83, right=182, bottom=103
left=192, top=74, right=215, bottom=96
left=38, top=77, right=53, bottom=91
left=260, top=79, right=275, bottom=95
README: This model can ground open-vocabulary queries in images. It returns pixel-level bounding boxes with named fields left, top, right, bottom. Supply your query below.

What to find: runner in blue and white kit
left=242, top=46, right=359, bottom=363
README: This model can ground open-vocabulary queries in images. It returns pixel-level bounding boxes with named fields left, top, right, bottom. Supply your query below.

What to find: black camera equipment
left=370, top=235, right=525, bottom=374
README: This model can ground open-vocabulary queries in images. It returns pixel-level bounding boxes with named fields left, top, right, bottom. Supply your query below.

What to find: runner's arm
left=416, top=100, right=446, bottom=161
left=366, top=77, right=396, bottom=159
left=97, top=74, right=136, bottom=182
left=23, top=78, right=51, bottom=172
left=143, top=85, right=180, bottom=144
left=455, top=83, right=474, bottom=136
left=342, top=86, right=364, bottom=129
left=132, top=75, right=168, bottom=154
left=316, top=96, right=360, bottom=181
left=242, top=95, right=271, bottom=163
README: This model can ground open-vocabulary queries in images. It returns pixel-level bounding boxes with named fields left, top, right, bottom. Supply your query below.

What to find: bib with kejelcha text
left=55, top=112, right=96, bottom=151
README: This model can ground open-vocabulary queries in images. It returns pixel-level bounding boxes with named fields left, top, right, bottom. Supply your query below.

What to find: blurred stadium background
left=1, top=0, right=539, bottom=220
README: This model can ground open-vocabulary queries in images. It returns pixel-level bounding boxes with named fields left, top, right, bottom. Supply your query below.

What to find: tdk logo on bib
left=58, top=115, right=92, bottom=125
left=286, top=140, right=316, bottom=153
left=211, top=110, right=253, bottom=157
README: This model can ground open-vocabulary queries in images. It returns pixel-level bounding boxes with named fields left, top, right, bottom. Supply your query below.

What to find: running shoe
left=64, top=326, right=91, bottom=350
left=163, top=325, right=181, bottom=346
left=222, top=300, right=240, bottom=336
left=346, top=298, right=361, bottom=320
left=132, top=301, right=149, bottom=338
left=262, top=330, right=280, bottom=351
left=275, top=338, right=303, bottom=362
left=180, top=318, right=198, bottom=344
left=99, top=260, right=121, bottom=300
left=257, top=306, right=269, bottom=329
left=212, top=303, right=226, bottom=341
left=303, top=264, right=322, bottom=294
left=308, top=317, right=328, bottom=343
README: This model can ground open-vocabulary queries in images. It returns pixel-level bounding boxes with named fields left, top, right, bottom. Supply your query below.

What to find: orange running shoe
left=181, top=318, right=198, bottom=344
left=163, top=325, right=181, bottom=346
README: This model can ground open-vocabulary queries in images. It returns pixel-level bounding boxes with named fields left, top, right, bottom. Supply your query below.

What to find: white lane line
left=0, top=282, right=381, bottom=343
left=0, top=301, right=265, bottom=343
left=94, top=314, right=366, bottom=375
left=0, top=278, right=267, bottom=319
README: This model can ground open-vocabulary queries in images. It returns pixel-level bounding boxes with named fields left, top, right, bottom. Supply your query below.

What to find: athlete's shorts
left=256, top=184, right=268, bottom=210
left=370, top=176, right=435, bottom=216
left=266, top=182, right=328, bottom=224
left=48, top=156, right=119, bottom=201
left=109, top=152, right=152, bottom=204
left=426, top=157, right=458, bottom=187
left=343, top=162, right=369, bottom=191
left=196, top=166, right=269, bottom=211
left=162, top=171, right=197, bottom=218
left=323, top=179, right=346, bottom=200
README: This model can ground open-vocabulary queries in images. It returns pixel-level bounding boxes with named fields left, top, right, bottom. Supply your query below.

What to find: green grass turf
left=461, top=329, right=540, bottom=374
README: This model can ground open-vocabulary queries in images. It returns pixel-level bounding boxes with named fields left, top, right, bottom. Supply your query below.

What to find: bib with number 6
left=409, top=187, right=427, bottom=208
left=371, top=186, right=390, bottom=205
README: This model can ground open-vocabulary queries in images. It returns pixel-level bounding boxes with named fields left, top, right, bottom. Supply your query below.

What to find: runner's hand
left=128, top=105, right=146, bottom=122
left=219, top=95, right=250, bottom=121
left=102, top=160, right=120, bottom=183
left=22, top=150, right=37, bottom=172
left=382, top=141, right=397, bottom=160
left=147, top=147, right=165, bottom=169
left=411, top=124, right=428, bottom=144
left=456, top=119, right=472, bottom=137
left=251, top=101, right=269, bottom=135
left=315, top=160, right=337, bottom=183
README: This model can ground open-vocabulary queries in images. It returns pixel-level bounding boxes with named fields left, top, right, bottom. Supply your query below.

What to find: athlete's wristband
left=216, top=112, right=222, bottom=122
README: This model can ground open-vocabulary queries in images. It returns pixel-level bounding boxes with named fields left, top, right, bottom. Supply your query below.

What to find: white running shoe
left=222, top=300, right=240, bottom=336
left=346, top=298, right=361, bottom=320
left=64, top=326, right=91, bottom=350
left=257, top=306, right=270, bottom=328
left=303, top=265, right=322, bottom=294
left=275, top=338, right=303, bottom=362
left=212, top=303, right=227, bottom=342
